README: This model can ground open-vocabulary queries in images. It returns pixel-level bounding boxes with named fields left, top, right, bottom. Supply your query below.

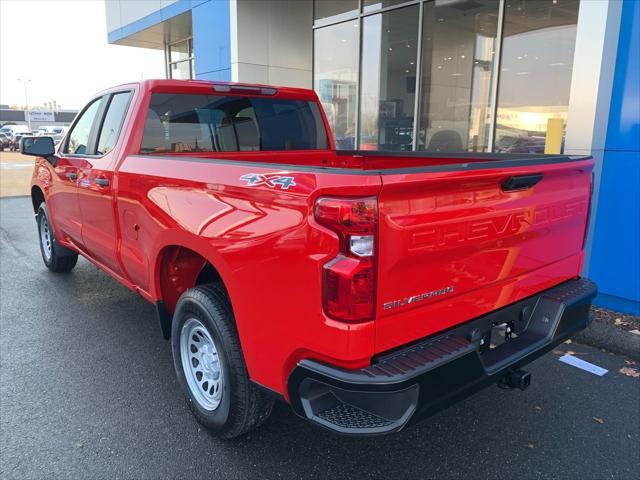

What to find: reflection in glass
left=314, top=20, right=359, bottom=149
left=314, top=0, right=358, bottom=21
left=97, top=92, right=133, bottom=155
left=170, top=60, right=191, bottom=80
left=169, top=39, right=191, bottom=63
left=140, top=94, right=328, bottom=153
left=417, top=0, right=498, bottom=152
left=65, top=98, right=102, bottom=155
left=359, top=6, right=419, bottom=151
left=363, top=0, right=406, bottom=13
left=494, top=0, right=580, bottom=154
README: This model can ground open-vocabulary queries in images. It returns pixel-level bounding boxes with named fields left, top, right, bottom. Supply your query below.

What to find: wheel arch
left=153, top=242, right=233, bottom=339
left=31, top=185, right=45, bottom=213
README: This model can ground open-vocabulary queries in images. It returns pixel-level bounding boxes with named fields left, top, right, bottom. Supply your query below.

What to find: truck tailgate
left=375, top=157, right=593, bottom=353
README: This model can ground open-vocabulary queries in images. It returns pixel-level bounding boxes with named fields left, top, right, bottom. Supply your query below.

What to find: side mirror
left=21, top=136, right=56, bottom=164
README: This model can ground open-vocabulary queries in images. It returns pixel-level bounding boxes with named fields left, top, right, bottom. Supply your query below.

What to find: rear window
left=140, top=93, right=329, bottom=153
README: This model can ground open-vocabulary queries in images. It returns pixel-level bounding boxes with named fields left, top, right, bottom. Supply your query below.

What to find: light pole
left=17, top=78, right=32, bottom=131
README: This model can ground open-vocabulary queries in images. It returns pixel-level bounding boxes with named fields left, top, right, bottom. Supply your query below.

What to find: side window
left=64, top=98, right=102, bottom=155
left=96, top=92, right=133, bottom=155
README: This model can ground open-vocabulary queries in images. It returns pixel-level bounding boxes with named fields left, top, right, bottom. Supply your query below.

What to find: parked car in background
left=11, top=134, right=44, bottom=151
left=0, top=132, right=11, bottom=150
left=10, top=134, right=29, bottom=151
left=35, top=126, right=68, bottom=137
left=23, top=80, right=597, bottom=438
left=35, top=126, right=54, bottom=136
left=49, top=133, right=65, bottom=145
left=0, top=124, right=30, bottom=138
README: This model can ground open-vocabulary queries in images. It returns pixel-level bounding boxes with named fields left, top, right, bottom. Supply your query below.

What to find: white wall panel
left=105, top=0, right=121, bottom=33
left=106, top=0, right=179, bottom=33
left=233, top=0, right=313, bottom=87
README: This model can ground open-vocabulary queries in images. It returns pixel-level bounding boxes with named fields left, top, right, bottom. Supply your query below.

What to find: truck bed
left=138, top=149, right=594, bottom=355
left=334, top=150, right=591, bottom=172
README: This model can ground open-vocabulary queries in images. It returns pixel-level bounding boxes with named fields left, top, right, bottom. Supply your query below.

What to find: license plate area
left=479, top=304, right=534, bottom=353
left=487, top=322, right=516, bottom=350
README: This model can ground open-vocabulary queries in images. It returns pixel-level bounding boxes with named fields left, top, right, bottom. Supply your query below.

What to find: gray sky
left=0, top=0, right=165, bottom=110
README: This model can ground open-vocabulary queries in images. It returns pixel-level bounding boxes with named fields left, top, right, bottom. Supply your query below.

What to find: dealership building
left=0, top=106, right=77, bottom=130
left=105, top=0, right=639, bottom=314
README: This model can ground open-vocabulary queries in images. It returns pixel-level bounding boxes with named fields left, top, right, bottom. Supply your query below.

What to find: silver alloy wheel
left=180, top=318, right=224, bottom=411
left=40, top=214, right=52, bottom=261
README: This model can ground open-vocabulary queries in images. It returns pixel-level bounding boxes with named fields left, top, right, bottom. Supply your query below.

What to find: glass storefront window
left=363, top=0, right=407, bottom=14
left=359, top=5, right=420, bottom=151
left=170, top=60, right=191, bottom=80
left=494, top=0, right=580, bottom=154
left=169, top=39, right=191, bottom=63
left=167, top=38, right=194, bottom=79
left=312, top=0, right=582, bottom=153
left=314, top=0, right=359, bottom=22
left=417, top=0, right=499, bottom=152
left=314, top=20, right=359, bottom=149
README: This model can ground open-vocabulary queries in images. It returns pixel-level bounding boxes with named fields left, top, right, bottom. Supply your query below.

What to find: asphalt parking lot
left=1, top=196, right=638, bottom=480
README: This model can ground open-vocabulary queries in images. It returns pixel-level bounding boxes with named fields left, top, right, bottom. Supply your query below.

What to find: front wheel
left=171, top=284, right=274, bottom=438
left=36, top=203, right=78, bottom=272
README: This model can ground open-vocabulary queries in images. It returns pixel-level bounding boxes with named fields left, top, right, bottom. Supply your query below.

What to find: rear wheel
left=171, top=284, right=274, bottom=438
left=36, top=203, right=78, bottom=272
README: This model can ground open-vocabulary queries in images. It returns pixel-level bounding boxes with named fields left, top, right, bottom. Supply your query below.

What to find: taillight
left=314, top=197, right=377, bottom=322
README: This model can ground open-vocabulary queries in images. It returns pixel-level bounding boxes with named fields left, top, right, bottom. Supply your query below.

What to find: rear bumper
left=287, top=278, right=597, bottom=435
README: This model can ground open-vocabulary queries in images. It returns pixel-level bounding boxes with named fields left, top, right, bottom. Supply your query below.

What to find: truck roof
left=97, top=79, right=319, bottom=101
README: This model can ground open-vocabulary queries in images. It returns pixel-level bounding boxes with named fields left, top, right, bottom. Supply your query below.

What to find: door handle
left=67, top=172, right=78, bottom=181
left=94, top=177, right=110, bottom=187
left=501, top=174, right=543, bottom=192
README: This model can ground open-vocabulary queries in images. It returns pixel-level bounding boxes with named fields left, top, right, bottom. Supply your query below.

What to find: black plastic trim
left=501, top=173, right=544, bottom=191
left=336, top=149, right=579, bottom=160
left=130, top=153, right=591, bottom=177
left=250, top=380, right=286, bottom=403
left=155, top=301, right=172, bottom=340
left=288, top=278, right=597, bottom=436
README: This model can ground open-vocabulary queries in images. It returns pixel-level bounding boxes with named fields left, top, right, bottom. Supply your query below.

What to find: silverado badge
left=383, top=286, right=455, bottom=310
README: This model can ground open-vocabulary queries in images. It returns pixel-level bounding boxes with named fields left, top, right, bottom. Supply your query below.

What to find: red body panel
left=30, top=80, right=594, bottom=398
left=375, top=159, right=593, bottom=352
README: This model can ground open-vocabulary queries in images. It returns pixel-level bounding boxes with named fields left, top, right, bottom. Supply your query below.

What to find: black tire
left=36, top=203, right=78, bottom=273
left=171, top=284, right=274, bottom=438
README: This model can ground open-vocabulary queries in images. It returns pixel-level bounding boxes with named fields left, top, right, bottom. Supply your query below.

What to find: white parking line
left=559, top=354, right=608, bottom=376
left=0, top=162, right=33, bottom=169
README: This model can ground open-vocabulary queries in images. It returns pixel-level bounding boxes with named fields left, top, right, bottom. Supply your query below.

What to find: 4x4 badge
left=240, top=173, right=296, bottom=190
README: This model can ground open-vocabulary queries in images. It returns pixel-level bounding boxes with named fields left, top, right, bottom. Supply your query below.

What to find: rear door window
left=140, top=93, right=329, bottom=153
left=96, top=91, right=133, bottom=155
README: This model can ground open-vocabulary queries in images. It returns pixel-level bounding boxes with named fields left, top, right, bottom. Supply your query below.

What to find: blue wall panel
left=604, top=0, right=640, bottom=152
left=589, top=151, right=640, bottom=314
left=192, top=0, right=231, bottom=81
left=589, top=0, right=640, bottom=314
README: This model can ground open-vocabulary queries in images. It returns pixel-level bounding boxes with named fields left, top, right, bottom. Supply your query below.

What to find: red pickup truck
left=23, top=80, right=597, bottom=438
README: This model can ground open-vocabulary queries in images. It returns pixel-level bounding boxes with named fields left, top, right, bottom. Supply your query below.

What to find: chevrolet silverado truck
left=23, top=80, right=597, bottom=438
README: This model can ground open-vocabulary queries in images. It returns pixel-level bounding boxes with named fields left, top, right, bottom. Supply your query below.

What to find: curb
left=574, top=321, right=640, bottom=361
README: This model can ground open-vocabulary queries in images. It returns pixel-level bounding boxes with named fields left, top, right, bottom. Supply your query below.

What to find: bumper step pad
left=317, top=403, right=393, bottom=430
